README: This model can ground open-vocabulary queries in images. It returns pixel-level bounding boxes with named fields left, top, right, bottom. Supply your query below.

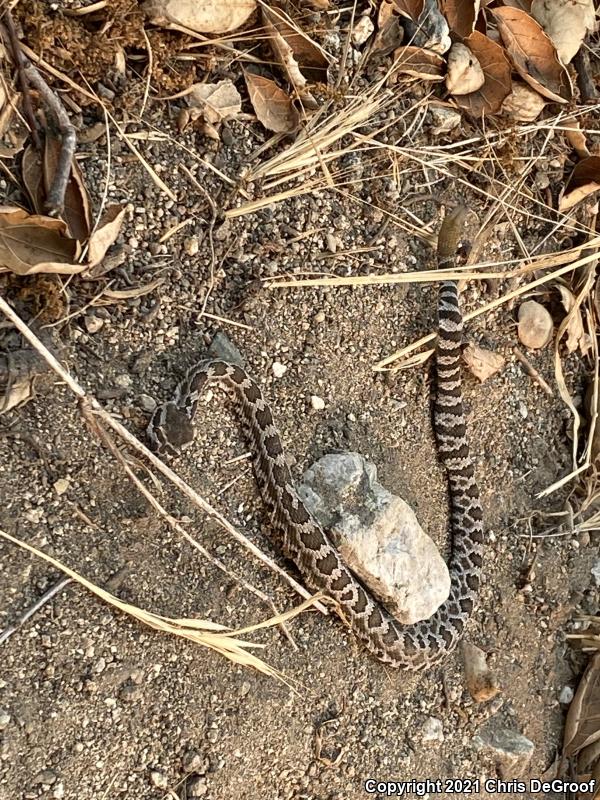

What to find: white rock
left=559, top=685, right=574, bottom=704
left=184, top=236, right=199, bottom=256
left=310, top=395, right=325, bottom=411
left=84, top=314, right=104, bottom=334
left=0, top=709, right=10, bottom=730
left=420, top=715, right=444, bottom=742
left=53, top=478, right=70, bottom=496
left=150, top=771, right=168, bottom=789
left=352, top=15, right=374, bottom=45
left=298, top=453, right=450, bottom=623
left=272, top=361, right=287, bottom=378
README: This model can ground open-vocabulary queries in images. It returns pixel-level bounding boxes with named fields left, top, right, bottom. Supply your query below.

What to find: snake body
left=148, top=208, right=484, bottom=670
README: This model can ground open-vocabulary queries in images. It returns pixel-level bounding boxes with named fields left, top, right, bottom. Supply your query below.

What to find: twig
left=23, top=61, right=77, bottom=216
left=0, top=564, right=130, bottom=645
left=0, top=296, right=327, bottom=616
left=1, top=8, right=40, bottom=149
left=573, top=48, right=597, bottom=104
left=0, top=575, right=72, bottom=645
left=513, top=347, right=554, bottom=397
left=1, top=11, right=76, bottom=215
left=84, top=413, right=298, bottom=648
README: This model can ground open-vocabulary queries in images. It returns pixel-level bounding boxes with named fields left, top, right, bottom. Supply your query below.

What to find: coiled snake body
left=148, top=207, right=484, bottom=670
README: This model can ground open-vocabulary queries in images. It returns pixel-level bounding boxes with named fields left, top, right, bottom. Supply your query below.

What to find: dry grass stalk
left=0, top=295, right=328, bottom=619
left=0, top=527, right=322, bottom=680
left=373, top=246, right=600, bottom=372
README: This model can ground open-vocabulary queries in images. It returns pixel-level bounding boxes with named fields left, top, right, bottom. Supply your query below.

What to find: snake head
left=147, top=401, right=195, bottom=457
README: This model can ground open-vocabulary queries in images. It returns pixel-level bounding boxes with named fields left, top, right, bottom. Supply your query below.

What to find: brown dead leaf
left=244, top=71, right=300, bottom=133
left=559, top=157, right=600, bottom=212
left=557, top=285, right=589, bottom=354
left=501, top=81, right=547, bottom=121
left=392, top=46, right=445, bottom=81
left=531, top=0, right=595, bottom=65
left=563, top=117, right=591, bottom=159
left=184, top=80, right=242, bottom=126
left=441, top=0, right=480, bottom=37
left=305, top=0, right=329, bottom=8
left=22, top=140, right=92, bottom=241
left=85, top=205, right=127, bottom=268
left=492, top=7, right=572, bottom=104
left=372, top=0, right=404, bottom=55
left=451, top=32, right=511, bottom=116
left=143, top=0, right=256, bottom=33
left=463, top=343, right=505, bottom=382
left=262, top=7, right=329, bottom=87
left=564, top=653, right=600, bottom=759
left=392, top=0, right=424, bottom=21
left=0, top=207, right=81, bottom=275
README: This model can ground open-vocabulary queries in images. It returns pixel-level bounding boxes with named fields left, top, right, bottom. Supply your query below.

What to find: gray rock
left=473, top=725, right=534, bottom=778
left=419, top=716, right=444, bottom=743
left=298, top=452, right=450, bottom=623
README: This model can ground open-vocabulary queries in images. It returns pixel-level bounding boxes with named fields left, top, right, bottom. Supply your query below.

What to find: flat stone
left=473, top=724, right=534, bottom=779
left=298, top=452, right=450, bottom=623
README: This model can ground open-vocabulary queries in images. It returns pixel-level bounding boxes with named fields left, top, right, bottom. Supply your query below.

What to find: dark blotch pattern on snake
left=148, top=207, right=484, bottom=670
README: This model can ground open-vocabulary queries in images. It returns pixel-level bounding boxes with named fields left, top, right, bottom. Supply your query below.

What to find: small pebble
left=313, top=310, right=325, bottom=324
left=325, top=233, right=337, bottom=253
left=184, top=236, right=199, bottom=256
left=310, top=395, right=325, bottom=411
left=53, top=478, right=70, bottom=496
left=84, top=314, right=104, bottom=334
left=420, top=716, right=444, bottom=743
left=183, top=751, right=205, bottom=773
left=272, top=361, right=287, bottom=378
left=559, top=685, right=574, bottom=705
left=0, top=710, right=10, bottom=730
left=138, top=394, right=157, bottom=413
left=187, top=775, right=208, bottom=798
left=150, top=771, right=168, bottom=789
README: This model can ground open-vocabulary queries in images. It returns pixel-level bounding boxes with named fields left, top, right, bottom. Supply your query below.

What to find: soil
left=1, top=4, right=599, bottom=800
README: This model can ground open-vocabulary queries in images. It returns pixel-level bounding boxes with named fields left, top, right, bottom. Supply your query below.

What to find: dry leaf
left=463, top=343, right=505, bottom=382
left=564, top=653, right=600, bottom=759
left=392, top=0, right=424, bottom=20
left=559, top=157, right=600, bottom=212
left=557, top=284, right=590, bottom=354
left=531, top=0, right=595, bottom=65
left=503, top=0, right=532, bottom=9
left=392, top=46, right=445, bottom=81
left=184, top=80, right=242, bottom=125
left=262, top=7, right=329, bottom=87
left=563, top=116, right=591, bottom=159
left=22, top=140, right=92, bottom=241
left=85, top=205, right=127, bottom=268
left=492, top=7, right=572, bottom=104
left=441, top=0, right=481, bottom=37
left=452, top=32, right=512, bottom=116
left=304, top=0, right=329, bottom=8
left=446, top=42, right=485, bottom=95
left=244, top=71, right=300, bottom=133
left=372, top=0, right=404, bottom=55
left=501, top=81, right=547, bottom=122
left=44, top=139, right=91, bottom=241
left=143, top=0, right=256, bottom=34
left=0, top=206, right=81, bottom=275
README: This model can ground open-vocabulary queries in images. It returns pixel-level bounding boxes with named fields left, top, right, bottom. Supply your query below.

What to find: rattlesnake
left=148, top=207, right=484, bottom=670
